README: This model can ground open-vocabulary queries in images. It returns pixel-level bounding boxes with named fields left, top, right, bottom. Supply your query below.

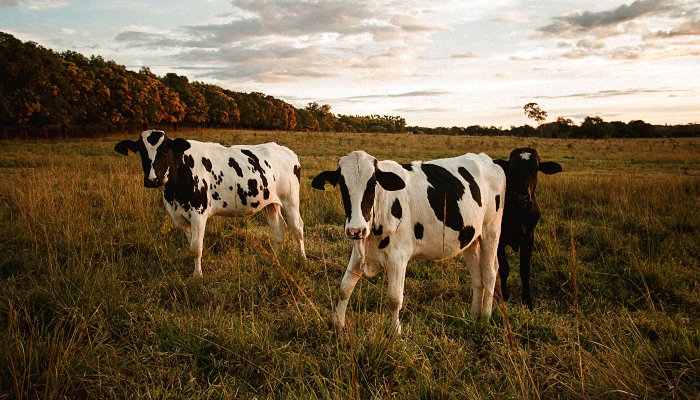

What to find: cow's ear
left=493, top=159, right=509, bottom=173
left=115, top=140, right=139, bottom=156
left=169, top=138, right=191, bottom=153
left=539, top=161, right=562, bottom=175
left=376, top=169, right=405, bottom=191
left=311, top=169, right=340, bottom=190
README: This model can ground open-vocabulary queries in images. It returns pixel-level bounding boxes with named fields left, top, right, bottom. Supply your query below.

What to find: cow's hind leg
left=477, top=218, right=501, bottom=319
left=263, top=203, right=286, bottom=254
left=189, top=214, right=208, bottom=277
left=462, top=241, right=483, bottom=316
left=280, top=197, right=306, bottom=260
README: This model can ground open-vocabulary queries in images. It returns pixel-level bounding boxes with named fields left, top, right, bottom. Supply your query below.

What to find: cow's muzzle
left=144, top=178, right=162, bottom=188
left=346, top=227, right=368, bottom=240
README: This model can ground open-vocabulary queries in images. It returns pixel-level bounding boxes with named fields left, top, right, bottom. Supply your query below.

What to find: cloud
left=336, top=89, right=449, bottom=101
left=451, top=52, right=478, bottom=59
left=539, top=0, right=674, bottom=34
left=0, top=0, right=18, bottom=6
left=114, top=0, right=445, bottom=82
left=531, top=88, right=686, bottom=100
left=649, top=18, right=700, bottom=37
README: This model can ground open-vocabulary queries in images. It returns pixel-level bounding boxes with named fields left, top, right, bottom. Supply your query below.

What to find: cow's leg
left=463, top=241, right=483, bottom=315
left=497, top=245, right=510, bottom=301
left=280, top=198, right=306, bottom=260
left=520, top=235, right=535, bottom=310
left=189, top=214, right=208, bottom=277
left=263, top=203, right=286, bottom=253
left=386, top=255, right=409, bottom=336
left=478, top=218, right=501, bottom=319
left=334, top=245, right=363, bottom=334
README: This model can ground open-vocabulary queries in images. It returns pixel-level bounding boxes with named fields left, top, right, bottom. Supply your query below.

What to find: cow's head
left=311, top=151, right=405, bottom=240
left=114, top=130, right=191, bottom=188
left=494, top=147, right=562, bottom=209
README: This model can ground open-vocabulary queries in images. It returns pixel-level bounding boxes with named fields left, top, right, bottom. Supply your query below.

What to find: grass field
left=0, top=130, right=698, bottom=399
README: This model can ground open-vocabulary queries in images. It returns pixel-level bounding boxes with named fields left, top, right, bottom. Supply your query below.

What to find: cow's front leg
left=520, top=234, right=535, bottom=310
left=334, top=243, right=364, bottom=334
left=386, top=255, right=409, bottom=336
left=189, top=214, right=208, bottom=277
left=497, top=245, right=510, bottom=301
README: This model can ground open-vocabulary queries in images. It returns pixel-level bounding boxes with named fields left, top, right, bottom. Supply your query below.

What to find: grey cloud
left=113, top=0, right=442, bottom=82
left=0, top=0, right=18, bottom=6
left=531, top=88, right=685, bottom=100
left=650, top=18, right=700, bottom=37
left=539, top=0, right=675, bottom=34
left=338, top=90, right=449, bottom=101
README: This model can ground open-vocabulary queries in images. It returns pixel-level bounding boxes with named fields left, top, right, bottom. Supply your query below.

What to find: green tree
left=524, top=102, right=547, bottom=128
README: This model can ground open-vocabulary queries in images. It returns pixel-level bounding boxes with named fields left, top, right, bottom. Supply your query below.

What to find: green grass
left=1, top=130, right=699, bottom=399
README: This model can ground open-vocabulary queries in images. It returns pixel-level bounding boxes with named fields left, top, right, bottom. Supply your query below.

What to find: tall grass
left=0, top=132, right=698, bottom=398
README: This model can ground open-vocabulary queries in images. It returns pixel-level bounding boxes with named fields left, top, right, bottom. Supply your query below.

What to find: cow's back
left=171, top=141, right=300, bottom=217
left=367, top=154, right=505, bottom=262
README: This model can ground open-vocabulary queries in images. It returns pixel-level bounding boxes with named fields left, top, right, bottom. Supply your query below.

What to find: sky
left=1, top=0, right=698, bottom=128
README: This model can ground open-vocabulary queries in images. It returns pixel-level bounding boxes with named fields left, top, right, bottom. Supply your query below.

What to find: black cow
left=494, top=148, right=562, bottom=309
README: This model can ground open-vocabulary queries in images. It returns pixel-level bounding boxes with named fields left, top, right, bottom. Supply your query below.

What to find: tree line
left=0, top=32, right=405, bottom=137
left=0, top=32, right=696, bottom=139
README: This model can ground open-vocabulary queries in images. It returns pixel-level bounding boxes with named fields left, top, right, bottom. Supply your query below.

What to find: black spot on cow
left=247, top=179, right=259, bottom=197
left=414, top=222, right=424, bottom=240
left=222, top=201, right=227, bottom=208
left=401, top=163, right=413, bottom=171
left=293, top=165, right=301, bottom=181
left=236, top=184, right=247, bottom=206
left=163, top=154, right=209, bottom=211
left=202, top=157, right=213, bottom=172
left=421, top=163, right=465, bottom=232
left=250, top=201, right=260, bottom=208
left=212, top=191, right=220, bottom=200
left=495, top=194, right=500, bottom=211
left=378, top=236, right=390, bottom=249
left=338, top=175, right=352, bottom=221
left=457, top=167, right=482, bottom=207
left=242, top=149, right=270, bottom=200
left=459, top=226, right=476, bottom=248
left=185, top=154, right=195, bottom=169
left=146, top=130, right=163, bottom=146
left=372, top=225, right=383, bottom=236
left=360, top=175, right=376, bottom=222
left=391, top=198, right=402, bottom=219
left=228, top=158, right=243, bottom=177
left=163, top=151, right=208, bottom=212
left=229, top=186, right=233, bottom=191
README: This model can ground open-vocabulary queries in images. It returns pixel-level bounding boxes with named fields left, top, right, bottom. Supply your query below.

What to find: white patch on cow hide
left=520, top=152, right=531, bottom=160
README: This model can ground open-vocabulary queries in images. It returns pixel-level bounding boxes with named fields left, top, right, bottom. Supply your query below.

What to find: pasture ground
left=0, top=130, right=698, bottom=399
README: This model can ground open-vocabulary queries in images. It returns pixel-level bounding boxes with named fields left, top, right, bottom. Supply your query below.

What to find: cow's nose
left=144, top=178, right=161, bottom=188
left=346, top=227, right=367, bottom=240
left=518, top=194, right=531, bottom=203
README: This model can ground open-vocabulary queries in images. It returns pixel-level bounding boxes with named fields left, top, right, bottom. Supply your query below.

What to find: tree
left=524, top=102, right=547, bottom=127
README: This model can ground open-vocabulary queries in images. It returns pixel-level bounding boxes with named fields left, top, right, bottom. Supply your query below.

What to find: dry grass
left=0, top=130, right=698, bottom=399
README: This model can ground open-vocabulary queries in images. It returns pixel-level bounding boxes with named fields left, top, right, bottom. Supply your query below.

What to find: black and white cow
left=115, top=130, right=306, bottom=276
left=312, top=151, right=506, bottom=334
left=494, top=147, right=562, bottom=309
